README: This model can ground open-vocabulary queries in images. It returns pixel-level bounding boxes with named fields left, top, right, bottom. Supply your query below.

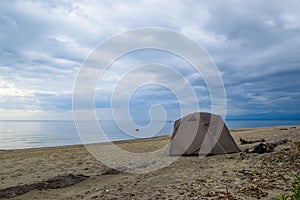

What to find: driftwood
left=240, top=139, right=291, bottom=158
left=102, top=168, right=123, bottom=175
left=272, top=139, right=290, bottom=146
left=0, top=174, right=89, bottom=199
left=279, top=126, right=296, bottom=130
left=240, top=138, right=265, bottom=145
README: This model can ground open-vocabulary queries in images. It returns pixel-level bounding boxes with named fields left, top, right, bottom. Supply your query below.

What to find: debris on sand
left=0, top=174, right=89, bottom=199
left=240, top=138, right=265, bottom=145
left=280, top=126, right=296, bottom=131
left=241, top=139, right=290, bottom=155
left=101, top=167, right=128, bottom=175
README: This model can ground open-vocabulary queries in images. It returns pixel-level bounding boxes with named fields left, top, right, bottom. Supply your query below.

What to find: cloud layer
left=0, top=0, right=299, bottom=120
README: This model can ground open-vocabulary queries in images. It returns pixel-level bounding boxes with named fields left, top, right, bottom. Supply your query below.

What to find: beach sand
left=0, top=125, right=299, bottom=199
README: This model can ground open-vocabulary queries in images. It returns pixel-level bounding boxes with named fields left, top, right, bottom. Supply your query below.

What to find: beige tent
left=167, top=112, right=240, bottom=156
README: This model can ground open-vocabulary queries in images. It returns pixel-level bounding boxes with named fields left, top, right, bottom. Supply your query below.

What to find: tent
left=167, top=112, right=240, bottom=156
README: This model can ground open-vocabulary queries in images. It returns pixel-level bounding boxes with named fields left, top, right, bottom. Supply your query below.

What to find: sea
left=0, top=120, right=299, bottom=150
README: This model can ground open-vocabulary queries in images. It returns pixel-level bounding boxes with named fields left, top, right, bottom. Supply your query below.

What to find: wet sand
left=0, top=125, right=299, bottom=199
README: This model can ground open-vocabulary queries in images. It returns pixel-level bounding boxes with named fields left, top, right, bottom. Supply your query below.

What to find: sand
left=0, top=125, right=299, bottom=199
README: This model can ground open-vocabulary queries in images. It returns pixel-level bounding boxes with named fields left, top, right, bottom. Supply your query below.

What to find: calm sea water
left=0, top=120, right=299, bottom=150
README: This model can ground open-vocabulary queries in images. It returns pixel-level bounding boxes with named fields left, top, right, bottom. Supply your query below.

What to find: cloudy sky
left=0, top=0, right=299, bottom=120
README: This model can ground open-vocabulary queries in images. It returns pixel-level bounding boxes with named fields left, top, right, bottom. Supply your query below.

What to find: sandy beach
left=0, top=125, right=299, bottom=200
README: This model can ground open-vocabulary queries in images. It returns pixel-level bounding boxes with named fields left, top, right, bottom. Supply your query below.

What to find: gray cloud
left=0, top=0, right=299, bottom=119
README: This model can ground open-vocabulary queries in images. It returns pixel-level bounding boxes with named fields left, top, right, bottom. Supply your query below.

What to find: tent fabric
left=167, top=112, right=240, bottom=156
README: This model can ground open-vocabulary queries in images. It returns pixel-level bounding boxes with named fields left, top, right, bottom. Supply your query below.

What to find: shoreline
left=0, top=135, right=171, bottom=152
left=1, top=124, right=299, bottom=152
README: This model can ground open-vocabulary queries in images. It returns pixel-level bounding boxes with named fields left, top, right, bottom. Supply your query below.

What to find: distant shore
left=0, top=125, right=299, bottom=199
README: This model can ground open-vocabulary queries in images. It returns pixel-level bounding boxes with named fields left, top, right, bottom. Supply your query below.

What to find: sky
left=0, top=0, right=300, bottom=120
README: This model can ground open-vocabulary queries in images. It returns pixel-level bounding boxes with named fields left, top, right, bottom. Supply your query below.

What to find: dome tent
left=167, top=112, right=240, bottom=156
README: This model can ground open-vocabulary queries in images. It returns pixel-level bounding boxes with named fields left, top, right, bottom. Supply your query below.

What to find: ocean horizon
left=0, top=119, right=299, bottom=150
